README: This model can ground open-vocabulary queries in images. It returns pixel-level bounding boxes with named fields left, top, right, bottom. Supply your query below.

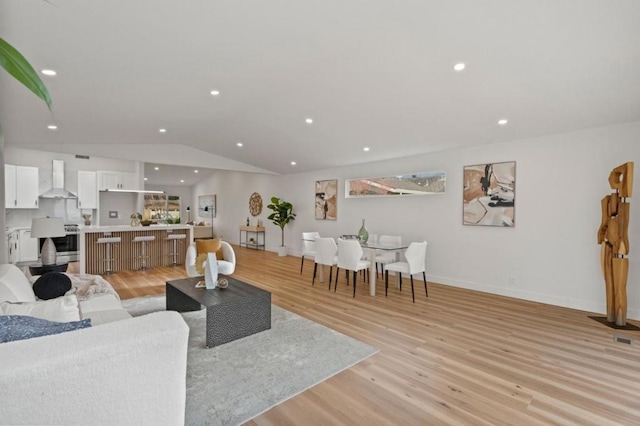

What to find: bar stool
left=132, top=235, right=156, bottom=270
left=96, top=236, right=121, bottom=274
left=166, top=233, right=186, bottom=266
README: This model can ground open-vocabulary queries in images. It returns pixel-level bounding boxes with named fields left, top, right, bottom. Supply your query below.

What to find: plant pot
left=277, top=246, right=288, bottom=257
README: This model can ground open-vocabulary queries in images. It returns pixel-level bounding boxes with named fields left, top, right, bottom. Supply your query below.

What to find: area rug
left=122, top=296, right=378, bottom=425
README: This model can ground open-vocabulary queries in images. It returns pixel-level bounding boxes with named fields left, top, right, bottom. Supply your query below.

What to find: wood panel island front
left=79, top=225, right=194, bottom=274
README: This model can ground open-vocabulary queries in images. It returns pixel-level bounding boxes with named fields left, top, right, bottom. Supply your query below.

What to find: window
left=144, top=194, right=181, bottom=223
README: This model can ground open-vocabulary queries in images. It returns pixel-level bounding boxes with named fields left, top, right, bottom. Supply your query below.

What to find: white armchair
left=185, top=241, right=236, bottom=277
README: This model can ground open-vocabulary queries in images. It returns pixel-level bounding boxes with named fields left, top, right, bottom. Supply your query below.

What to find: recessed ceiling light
left=291, top=161, right=297, bottom=166
left=159, top=128, right=167, bottom=133
left=47, top=125, right=57, bottom=130
left=154, top=166, right=159, bottom=171
left=497, top=119, right=509, bottom=125
left=144, top=177, right=148, bottom=181
left=453, top=63, right=466, bottom=71
left=210, top=90, right=220, bottom=96
left=236, top=142, right=243, bottom=147
left=180, top=179, right=184, bottom=183
left=363, top=147, right=370, bottom=152
left=194, top=170, right=199, bottom=173
left=41, top=69, right=57, bottom=76
left=305, top=118, right=313, bottom=124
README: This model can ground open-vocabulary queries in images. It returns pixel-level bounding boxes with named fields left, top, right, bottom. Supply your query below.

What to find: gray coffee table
left=166, top=275, right=271, bottom=348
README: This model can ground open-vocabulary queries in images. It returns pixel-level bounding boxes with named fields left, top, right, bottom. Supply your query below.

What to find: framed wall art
left=198, top=194, right=216, bottom=219
left=463, top=161, right=515, bottom=227
left=315, top=179, right=337, bottom=220
left=345, top=171, right=446, bottom=198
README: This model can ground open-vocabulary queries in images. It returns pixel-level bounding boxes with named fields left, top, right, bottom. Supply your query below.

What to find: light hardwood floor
left=86, top=246, right=640, bottom=425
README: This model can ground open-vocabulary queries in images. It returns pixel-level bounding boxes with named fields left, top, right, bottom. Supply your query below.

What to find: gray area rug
left=122, top=296, right=378, bottom=425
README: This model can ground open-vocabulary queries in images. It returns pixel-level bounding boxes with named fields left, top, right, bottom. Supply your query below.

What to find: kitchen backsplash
left=6, top=198, right=87, bottom=228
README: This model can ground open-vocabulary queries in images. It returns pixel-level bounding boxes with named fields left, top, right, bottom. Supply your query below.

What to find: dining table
left=309, top=236, right=408, bottom=296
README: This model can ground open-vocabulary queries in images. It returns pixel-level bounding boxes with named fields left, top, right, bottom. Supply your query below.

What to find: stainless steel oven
left=38, top=224, right=79, bottom=262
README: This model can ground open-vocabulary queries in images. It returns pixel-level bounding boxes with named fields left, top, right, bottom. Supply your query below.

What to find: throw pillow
left=0, top=315, right=91, bottom=344
left=0, top=264, right=37, bottom=303
left=0, top=295, right=81, bottom=323
left=195, top=238, right=223, bottom=274
left=33, top=272, right=72, bottom=300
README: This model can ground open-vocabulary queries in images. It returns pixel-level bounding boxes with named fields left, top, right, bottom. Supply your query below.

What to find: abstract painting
left=345, top=171, right=446, bottom=198
left=463, top=162, right=515, bottom=227
left=315, top=180, right=337, bottom=220
left=198, top=194, right=216, bottom=219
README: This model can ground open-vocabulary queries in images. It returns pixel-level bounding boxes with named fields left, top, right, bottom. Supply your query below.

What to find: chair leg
left=423, top=271, right=428, bottom=297
left=334, top=267, right=339, bottom=292
left=330, top=266, right=334, bottom=286
left=410, top=276, right=415, bottom=303
left=345, top=269, right=349, bottom=286
left=312, top=262, right=317, bottom=285
left=300, top=256, right=304, bottom=274
left=385, top=270, right=388, bottom=297
left=352, top=271, right=357, bottom=298
left=399, top=273, right=402, bottom=291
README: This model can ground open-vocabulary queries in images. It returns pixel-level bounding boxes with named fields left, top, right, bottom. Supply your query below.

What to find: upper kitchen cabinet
left=5, top=164, right=39, bottom=209
left=98, top=171, right=138, bottom=190
left=77, top=170, right=98, bottom=209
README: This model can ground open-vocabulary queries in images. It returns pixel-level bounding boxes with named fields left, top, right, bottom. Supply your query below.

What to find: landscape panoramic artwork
left=346, top=171, right=446, bottom=198
left=463, top=161, right=515, bottom=227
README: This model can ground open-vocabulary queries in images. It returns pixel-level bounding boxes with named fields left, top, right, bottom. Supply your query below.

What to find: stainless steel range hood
left=39, top=160, right=77, bottom=199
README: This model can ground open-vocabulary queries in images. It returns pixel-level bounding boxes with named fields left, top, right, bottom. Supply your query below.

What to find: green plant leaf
left=0, top=37, right=52, bottom=109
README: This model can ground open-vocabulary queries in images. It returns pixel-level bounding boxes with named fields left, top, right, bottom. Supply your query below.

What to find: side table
left=239, top=225, right=265, bottom=250
left=29, top=261, right=69, bottom=276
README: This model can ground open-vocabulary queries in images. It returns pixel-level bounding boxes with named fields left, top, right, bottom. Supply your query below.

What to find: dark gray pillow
left=0, top=315, right=91, bottom=343
left=32, top=272, right=72, bottom=300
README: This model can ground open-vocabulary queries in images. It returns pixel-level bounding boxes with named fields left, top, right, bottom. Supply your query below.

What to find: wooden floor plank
left=83, top=245, right=640, bottom=425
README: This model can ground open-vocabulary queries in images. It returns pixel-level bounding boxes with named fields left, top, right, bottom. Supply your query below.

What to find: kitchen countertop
left=79, top=224, right=193, bottom=233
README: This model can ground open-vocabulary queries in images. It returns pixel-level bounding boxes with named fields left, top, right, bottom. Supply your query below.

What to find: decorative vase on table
left=357, top=219, right=369, bottom=243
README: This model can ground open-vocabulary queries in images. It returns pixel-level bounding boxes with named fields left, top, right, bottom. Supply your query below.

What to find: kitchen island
left=79, top=225, right=194, bottom=274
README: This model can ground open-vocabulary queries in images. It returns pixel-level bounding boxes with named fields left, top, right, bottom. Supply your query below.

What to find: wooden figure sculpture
left=597, top=162, right=634, bottom=326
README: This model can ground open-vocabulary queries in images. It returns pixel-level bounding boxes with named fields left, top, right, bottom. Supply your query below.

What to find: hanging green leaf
left=0, top=37, right=52, bottom=109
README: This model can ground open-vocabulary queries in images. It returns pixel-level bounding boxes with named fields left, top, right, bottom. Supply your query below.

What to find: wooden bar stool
left=132, top=235, right=155, bottom=270
left=96, top=236, right=121, bottom=274
left=166, top=233, right=186, bottom=266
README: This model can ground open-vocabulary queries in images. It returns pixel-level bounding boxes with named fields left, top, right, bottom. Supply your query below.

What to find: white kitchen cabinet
left=98, top=171, right=138, bottom=190
left=18, top=229, right=39, bottom=262
left=77, top=170, right=98, bottom=209
left=5, top=165, right=39, bottom=209
left=7, top=231, right=19, bottom=264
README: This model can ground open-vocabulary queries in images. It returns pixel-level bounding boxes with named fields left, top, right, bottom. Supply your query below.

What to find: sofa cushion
left=33, top=272, right=72, bottom=300
left=0, top=315, right=91, bottom=343
left=78, top=294, right=131, bottom=325
left=0, top=295, right=81, bottom=323
left=81, top=309, right=132, bottom=326
left=0, top=264, right=36, bottom=303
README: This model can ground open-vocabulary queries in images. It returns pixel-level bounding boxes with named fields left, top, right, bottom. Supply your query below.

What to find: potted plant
left=266, top=197, right=296, bottom=256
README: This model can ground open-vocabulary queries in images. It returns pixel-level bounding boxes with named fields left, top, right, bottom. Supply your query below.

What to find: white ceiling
left=143, top=163, right=216, bottom=187
left=1, top=0, right=639, bottom=179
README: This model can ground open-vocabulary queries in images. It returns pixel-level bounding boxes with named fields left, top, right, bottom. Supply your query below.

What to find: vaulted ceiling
left=1, top=0, right=639, bottom=180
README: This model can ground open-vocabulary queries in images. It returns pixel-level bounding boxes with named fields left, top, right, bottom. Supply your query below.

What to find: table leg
left=368, top=248, right=376, bottom=296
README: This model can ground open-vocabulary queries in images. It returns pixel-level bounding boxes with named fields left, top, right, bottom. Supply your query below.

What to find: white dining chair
left=335, top=239, right=370, bottom=297
left=384, top=241, right=428, bottom=303
left=301, top=232, right=320, bottom=274
left=374, top=235, right=402, bottom=277
left=313, top=237, right=338, bottom=290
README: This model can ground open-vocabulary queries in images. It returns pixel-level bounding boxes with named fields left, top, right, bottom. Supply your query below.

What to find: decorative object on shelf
left=315, top=179, right=338, bottom=220
left=246, top=217, right=250, bottom=226
left=204, top=206, right=215, bottom=238
left=249, top=192, right=263, bottom=216
left=266, top=197, right=296, bottom=256
left=198, top=194, right=216, bottom=219
left=130, top=212, right=142, bottom=227
left=82, top=214, right=92, bottom=226
left=186, top=206, right=191, bottom=223
left=140, top=220, right=153, bottom=226
left=31, top=217, right=65, bottom=265
left=463, top=162, right=515, bottom=227
left=346, top=171, right=446, bottom=198
left=596, top=162, right=634, bottom=327
left=357, top=219, right=369, bottom=243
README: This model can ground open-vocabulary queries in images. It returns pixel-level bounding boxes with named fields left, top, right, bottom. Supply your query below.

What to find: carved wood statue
left=597, top=162, right=633, bottom=326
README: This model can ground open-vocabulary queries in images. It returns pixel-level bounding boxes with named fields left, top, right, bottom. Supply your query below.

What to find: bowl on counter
left=140, top=220, right=153, bottom=226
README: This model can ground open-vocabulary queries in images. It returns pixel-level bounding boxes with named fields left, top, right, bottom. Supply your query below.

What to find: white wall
left=193, top=121, right=640, bottom=319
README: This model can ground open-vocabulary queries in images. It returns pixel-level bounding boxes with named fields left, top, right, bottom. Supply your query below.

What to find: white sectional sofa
left=0, top=264, right=190, bottom=425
